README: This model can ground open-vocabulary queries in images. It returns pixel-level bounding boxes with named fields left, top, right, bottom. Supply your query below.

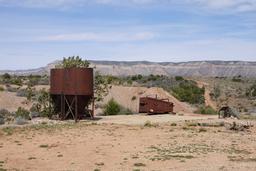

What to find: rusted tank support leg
left=92, top=98, right=95, bottom=119
left=75, top=95, right=78, bottom=122
left=61, top=94, right=65, bottom=120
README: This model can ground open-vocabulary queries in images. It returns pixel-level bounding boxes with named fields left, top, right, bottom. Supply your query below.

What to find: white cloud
left=186, top=0, right=256, bottom=12
left=1, top=0, right=256, bottom=12
left=39, top=31, right=155, bottom=42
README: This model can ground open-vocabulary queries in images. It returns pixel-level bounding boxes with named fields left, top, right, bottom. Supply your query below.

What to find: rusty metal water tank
left=50, top=68, right=94, bottom=121
left=50, top=68, right=93, bottom=95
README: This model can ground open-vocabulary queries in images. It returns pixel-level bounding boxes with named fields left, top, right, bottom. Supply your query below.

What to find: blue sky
left=0, top=0, right=256, bottom=70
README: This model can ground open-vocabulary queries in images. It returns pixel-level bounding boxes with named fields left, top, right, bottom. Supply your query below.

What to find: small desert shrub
left=27, top=75, right=41, bottom=86
left=144, top=121, right=158, bottom=127
left=32, top=89, right=54, bottom=118
left=16, top=88, right=28, bottom=97
left=0, top=109, right=10, bottom=116
left=186, top=122, right=198, bottom=127
left=175, top=76, right=184, bottom=81
left=16, top=86, right=37, bottom=100
left=178, top=113, right=184, bottom=116
left=210, top=86, right=221, bottom=100
left=38, top=76, right=49, bottom=85
left=195, top=106, right=217, bottom=115
left=6, top=86, right=18, bottom=92
left=2, top=127, right=14, bottom=135
left=131, top=96, right=137, bottom=101
left=30, top=103, right=41, bottom=114
left=15, top=107, right=30, bottom=120
left=39, top=144, right=49, bottom=148
left=170, top=123, right=177, bottom=126
left=0, top=116, right=5, bottom=125
left=246, top=84, right=256, bottom=98
left=134, top=163, right=146, bottom=167
left=127, top=80, right=133, bottom=85
left=130, top=75, right=143, bottom=81
left=15, top=116, right=28, bottom=125
left=0, top=86, right=4, bottom=91
left=0, top=109, right=14, bottom=123
left=103, top=98, right=121, bottom=115
left=232, top=76, right=242, bottom=82
left=10, top=77, right=23, bottom=86
left=2, top=73, right=11, bottom=80
left=199, top=128, right=207, bottom=132
left=144, top=121, right=152, bottom=127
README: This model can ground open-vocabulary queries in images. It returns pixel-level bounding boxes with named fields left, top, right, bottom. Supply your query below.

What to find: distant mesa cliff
left=1, top=60, right=256, bottom=77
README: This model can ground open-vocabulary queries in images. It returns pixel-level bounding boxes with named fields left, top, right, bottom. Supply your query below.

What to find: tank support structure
left=50, top=68, right=94, bottom=122
left=60, top=94, right=79, bottom=122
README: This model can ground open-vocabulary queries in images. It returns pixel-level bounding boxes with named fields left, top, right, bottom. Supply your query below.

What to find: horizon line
left=1, top=59, right=256, bottom=72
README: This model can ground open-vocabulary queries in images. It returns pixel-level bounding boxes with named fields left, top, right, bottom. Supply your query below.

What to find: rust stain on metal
left=50, top=68, right=94, bottom=121
left=139, top=95, right=174, bottom=114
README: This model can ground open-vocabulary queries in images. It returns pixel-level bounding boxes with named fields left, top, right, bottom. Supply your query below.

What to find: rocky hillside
left=1, top=60, right=256, bottom=77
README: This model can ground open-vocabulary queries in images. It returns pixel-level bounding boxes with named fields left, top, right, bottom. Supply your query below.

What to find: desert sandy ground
left=1, top=114, right=256, bottom=171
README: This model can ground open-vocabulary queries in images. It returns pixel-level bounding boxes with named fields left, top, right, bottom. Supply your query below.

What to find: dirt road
left=96, top=114, right=217, bottom=125
left=196, top=81, right=217, bottom=110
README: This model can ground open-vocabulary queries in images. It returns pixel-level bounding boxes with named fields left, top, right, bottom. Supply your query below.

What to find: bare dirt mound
left=0, top=91, right=31, bottom=112
left=0, top=84, right=192, bottom=114
left=99, top=85, right=194, bottom=114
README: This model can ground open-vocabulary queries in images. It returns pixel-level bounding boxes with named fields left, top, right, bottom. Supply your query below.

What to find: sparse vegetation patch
left=134, top=163, right=146, bottom=167
left=103, top=98, right=121, bottom=115
left=15, top=107, right=30, bottom=120
left=195, top=106, right=217, bottom=115
left=103, top=98, right=132, bottom=115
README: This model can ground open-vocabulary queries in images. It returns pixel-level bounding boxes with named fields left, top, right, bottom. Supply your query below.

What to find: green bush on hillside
left=246, top=84, right=256, bottom=98
left=10, top=77, right=23, bottom=86
left=103, top=98, right=133, bottom=115
left=2, top=73, right=11, bottom=80
left=103, top=98, right=121, bottom=115
left=210, top=85, right=221, bottom=100
left=172, top=82, right=205, bottom=104
left=98, top=74, right=205, bottom=105
left=195, top=106, right=217, bottom=115
left=175, top=76, right=184, bottom=81
left=232, top=75, right=243, bottom=82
